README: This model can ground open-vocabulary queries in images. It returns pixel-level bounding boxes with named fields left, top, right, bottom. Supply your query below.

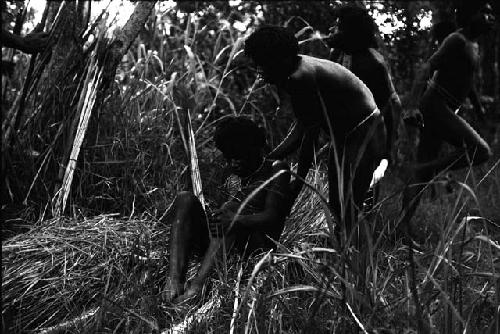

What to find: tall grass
left=3, top=157, right=498, bottom=333
left=2, top=3, right=499, bottom=334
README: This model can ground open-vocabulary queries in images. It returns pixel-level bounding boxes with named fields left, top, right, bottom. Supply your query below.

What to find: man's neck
left=278, top=56, right=301, bottom=87
left=460, top=27, right=480, bottom=41
left=283, top=55, right=301, bottom=80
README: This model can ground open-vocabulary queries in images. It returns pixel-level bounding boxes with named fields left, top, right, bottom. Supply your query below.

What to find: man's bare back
left=430, top=31, right=479, bottom=104
left=347, top=49, right=394, bottom=110
left=287, top=55, right=378, bottom=137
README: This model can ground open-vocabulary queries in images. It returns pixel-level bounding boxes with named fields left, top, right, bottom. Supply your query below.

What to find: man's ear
left=328, top=31, right=345, bottom=49
left=257, top=126, right=269, bottom=153
left=257, top=127, right=267, bottom=146
left=230, top=49, right=252, bottom=69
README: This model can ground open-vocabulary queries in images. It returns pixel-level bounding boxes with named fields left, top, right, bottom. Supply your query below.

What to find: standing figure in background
left=431, top=20, right=457, bottom=46
left=402, top=1, right=494, bottom=239
left=328, top=4, right=402, bottom=167
left=164, top=116, right=290, bottom=302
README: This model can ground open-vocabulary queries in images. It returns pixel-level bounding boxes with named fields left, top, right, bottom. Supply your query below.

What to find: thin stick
left=229, top=265, right=243, bottom=334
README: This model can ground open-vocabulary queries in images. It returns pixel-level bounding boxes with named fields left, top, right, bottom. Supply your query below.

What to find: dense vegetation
left=2, top=1, right=499, bottom=333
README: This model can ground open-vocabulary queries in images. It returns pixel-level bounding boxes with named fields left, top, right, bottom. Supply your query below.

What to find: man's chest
left=225, top=174, right=268, bottom=212
left=459, top=41, right=480, bottom=70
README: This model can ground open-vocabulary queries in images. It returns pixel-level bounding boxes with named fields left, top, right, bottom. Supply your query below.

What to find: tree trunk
left=54, top=1, right=157, bottom=215
left=495, top=23, right=500, bottom=115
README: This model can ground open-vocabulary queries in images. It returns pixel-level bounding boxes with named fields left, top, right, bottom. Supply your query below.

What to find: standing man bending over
left=164, top=116, right=290, bottom=302
left=402, top=1, right=494, bottom=236
left=244, top=26, right=386, bottom=240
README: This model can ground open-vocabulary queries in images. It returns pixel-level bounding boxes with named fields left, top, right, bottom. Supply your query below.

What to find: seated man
left=164, top=116, right=290, bottom=302
left=244, top=26, right=386, bottom=241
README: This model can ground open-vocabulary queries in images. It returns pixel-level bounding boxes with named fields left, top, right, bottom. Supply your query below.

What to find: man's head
left=456, top=1, right=495, bottom=35
left=329, top=4, right=378, bottom=53
left=244, top=26, right=299, bottom=84
left=214, top=116, right=267, bottom=177
left=432, top=21, right=457, bottom=45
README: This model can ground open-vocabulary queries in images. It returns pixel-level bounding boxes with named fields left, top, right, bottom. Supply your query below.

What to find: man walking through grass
left=402, top=1, right=494, bottom=240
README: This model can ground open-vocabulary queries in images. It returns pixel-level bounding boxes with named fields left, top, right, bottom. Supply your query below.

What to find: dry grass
left=2, top=214, right=167, bottom=333
left=2, top=158, right=499, bottom=333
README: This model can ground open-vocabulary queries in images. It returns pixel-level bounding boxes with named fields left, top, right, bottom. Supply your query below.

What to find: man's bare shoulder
left=290, top=55, right=314, bottom=81
left=367, top=48, right=388, bottom=69
left=441, top=31, right=467, bottom=49
left=290, top=55, right=344, bottom=85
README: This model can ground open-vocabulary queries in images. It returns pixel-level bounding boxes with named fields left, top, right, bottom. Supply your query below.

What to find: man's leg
left=416, top=103, right=491, bottom=176
left=401, top=124, right=443, bottom=242
left=166, top=191, right=209, bottom=300
left=176, top=201, right=239, bottom=302
left=350, top=120, right=387, bottom=294
left=328, top=151, right=373, bottom=247
left=328, top=146, right=349, bottom=244
left=329, top=116, right=386, bottom=244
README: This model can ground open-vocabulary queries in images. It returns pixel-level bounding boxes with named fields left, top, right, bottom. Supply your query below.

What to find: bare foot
left=162, top=277, right=183, bottom=303
left=174, top=284, right=201, bottom=304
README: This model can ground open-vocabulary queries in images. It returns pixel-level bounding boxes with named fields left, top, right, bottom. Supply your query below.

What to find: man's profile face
left=255, top=58, right=291, bottom=85
left=222, top=145, right=262, bottom=177
left=257, top=63, right=281, bottom=85
left=471, top=3, right=495, bottom=33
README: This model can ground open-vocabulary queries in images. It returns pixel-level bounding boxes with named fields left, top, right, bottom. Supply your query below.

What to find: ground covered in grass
left=2, top=155, right=499, bottom=333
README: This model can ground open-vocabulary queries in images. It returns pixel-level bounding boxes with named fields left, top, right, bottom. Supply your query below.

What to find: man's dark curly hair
left=214, top=116, right=266, bottom=156
left=244, top=26, right=299, bottom=66
left=455, top=0, right=488, bottom=27
left=432, top=20, right=457, bottom=44
left=331, top=4, right=378, bottom=51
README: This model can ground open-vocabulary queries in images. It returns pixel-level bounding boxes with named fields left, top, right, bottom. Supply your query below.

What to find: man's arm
left=231, top=161, right=291, bottom=231
left=267, top=121, right=305, bottom=159
left=2, top=28, right=24, bottom=50
left=407, top=63, right=432, bottom=109
left=1, top=28, right=49, bottom=54
left=407, top=33, right=461, bottom=108
left=289, top=126, right=319, bottom=199
left=468, top=86, right=486, bottom=118
left=183, top=163, right=289, bottom=301
left=386, top=66, right=404, bottom=158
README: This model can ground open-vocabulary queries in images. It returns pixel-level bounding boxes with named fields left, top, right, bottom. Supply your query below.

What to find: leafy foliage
left=1, top=1, right=499, bottom=333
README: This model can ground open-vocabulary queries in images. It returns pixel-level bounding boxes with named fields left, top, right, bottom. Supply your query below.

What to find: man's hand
left=474, top=103, right=486, bottom=121
left=290, top=178, right=303, bottom=200
left=209, top=206, right=238, bottom=237
left=284, top=178, right=303, bottom=211
left=20, top=31, right=50, bottom=54
left=174, top=284, right=201, bottom=304
left=403, top=108, right=424, bottom=129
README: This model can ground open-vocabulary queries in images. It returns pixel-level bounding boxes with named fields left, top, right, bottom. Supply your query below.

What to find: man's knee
left=470, top=142, right=492, bottom=165
left=221, top=201, right=240, bottom=212
left=175, top=191, right=199, bottom=208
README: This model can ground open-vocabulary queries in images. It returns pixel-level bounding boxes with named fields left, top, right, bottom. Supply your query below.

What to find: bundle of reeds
left=2, top=214, right=166, bottom=333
